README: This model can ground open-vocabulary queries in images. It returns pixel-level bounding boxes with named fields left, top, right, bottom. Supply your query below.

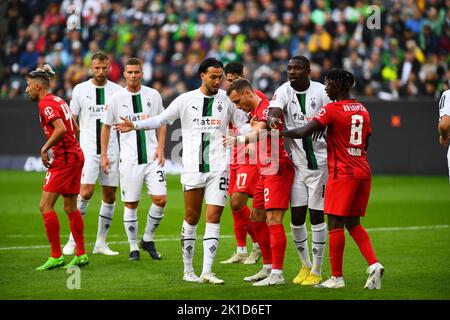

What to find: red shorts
left=43, top=152, right=84, bottom=195
left=228, top=165, right=259, bottom=196
left=324, top=177, right=371, bottom=217
left=252, top=157, right=294, bottom=210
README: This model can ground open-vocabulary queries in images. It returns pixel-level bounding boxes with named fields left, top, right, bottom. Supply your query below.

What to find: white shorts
left=181, top=170, right=230, bottom=207
left=119, top=161, right=167, bottom=202
left=81, top=154, right=119, bottom=187
left=290, top=165, right=328, bottom=210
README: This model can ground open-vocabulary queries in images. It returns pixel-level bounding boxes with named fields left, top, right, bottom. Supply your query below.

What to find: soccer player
left=221, top=62, right=261, bottom=265
left=26, top=65, right=88, bottom=270
left=438, top=89, right=450, bottom=181
left=280, top=69, right=384, bottom=289
left=114, top=58, right=251, bottom=284
left=224, top=78, right=295, bottom=286
left=62, top=51, right=123, bottom=256
left=101, top=58, right=167, bottom=261
left=268, top=56, right=331, bottom=285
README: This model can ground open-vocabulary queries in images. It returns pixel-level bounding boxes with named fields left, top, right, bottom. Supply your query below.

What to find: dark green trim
left=296, top=93, right=318, bottom=170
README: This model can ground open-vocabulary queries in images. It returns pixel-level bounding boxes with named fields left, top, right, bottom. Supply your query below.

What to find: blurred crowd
left=1, top=0, right=449, bottom=104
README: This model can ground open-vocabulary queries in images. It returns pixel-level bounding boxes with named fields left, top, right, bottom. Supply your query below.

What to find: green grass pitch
left=0, top=171, right=449, bottom=300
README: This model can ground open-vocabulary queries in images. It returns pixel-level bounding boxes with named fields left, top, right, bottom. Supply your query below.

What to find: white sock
left=68, top=196, right=89, bottom=244
left=237, top=246, right=247, bottom=254
left=181, top=220, right=198, bottom=273
left=311, top=222, right=327, bottom=276
left=272, top=269, right=283, bottom=275
left=124, top=207, right=139, bottom=252
left=143, top=204, right=164, bottom=242
left=263, top=264, right=272, bottom=270
left=201, top=223, right=220, bottom=275
left=95, top=201, right=115, bottom=245
left=291, top=223, right=312, bottom=268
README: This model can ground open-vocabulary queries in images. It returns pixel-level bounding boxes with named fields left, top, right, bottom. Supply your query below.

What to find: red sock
left=269, top=224, right=286, bottom=270
left=68, top=210, right=85, bottom=256
left=232, top=207, right=248, bottom=247
left=42, top=211, right=61, bottom=258
left=253, top=221, right=271, bottom=264
left=329, top=228, right=345, bottom=277
left=350, top=225, right=378, bottom=266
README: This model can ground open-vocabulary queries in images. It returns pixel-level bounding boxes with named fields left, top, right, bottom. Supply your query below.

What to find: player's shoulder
left=216, top=88, right=229, bottom=100
left=73, top=79, right=92, bottom=92
left=141, top=85, right=161, bottom=96
left=275, top=81, right=291, bottom=93
left=309, top=80, right=326, bottom=91
left=106, top=80, right=123, bottom=91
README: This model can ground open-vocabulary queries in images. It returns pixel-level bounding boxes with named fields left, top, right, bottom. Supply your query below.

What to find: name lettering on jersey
left=124, top=114, right=150, bottom=122
left=192, top=117, right=222, bottom=131
left=347, top=147, right=362, bottom=157
left=343, top=104, right=367, bottom=112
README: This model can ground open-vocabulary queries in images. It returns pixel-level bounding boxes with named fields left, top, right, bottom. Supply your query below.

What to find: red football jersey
left=252, top=98, right=289, bottom=168
left=314, top=99, right=372, bottom=179
left=230, top=89, right=268, bottom=169
left=38, top=94, right=82, bottom=165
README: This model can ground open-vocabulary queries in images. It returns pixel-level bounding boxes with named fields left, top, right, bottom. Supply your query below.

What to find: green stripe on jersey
left=199, top=97, right=213, bottom=172
left=96, top=119, right=102, bottom=155
left=132, top=94, right=147, bottom=164
left=296, top=93, right=318, bottom=170
left=96, top=88, right=105, bottom=105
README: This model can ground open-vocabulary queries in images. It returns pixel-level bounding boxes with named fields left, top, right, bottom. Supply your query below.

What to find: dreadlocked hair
left=325, top=68, right=354, bottom=92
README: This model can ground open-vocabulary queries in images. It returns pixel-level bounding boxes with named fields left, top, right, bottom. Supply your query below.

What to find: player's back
left=315, top=99, right=371, bottom=179
left=38, top=93, right=81, bottom=164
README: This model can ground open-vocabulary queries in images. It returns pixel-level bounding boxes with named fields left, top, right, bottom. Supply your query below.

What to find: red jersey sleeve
left=255, top=100, right=269, bottom=122
left=39, top=100, right=62, bottom=126
left=313, top=102, right=335, bottom=127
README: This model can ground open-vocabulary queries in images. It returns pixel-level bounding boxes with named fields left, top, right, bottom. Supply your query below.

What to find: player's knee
left=185, top=208, right=200, bottom=225
left=152, top=196, right=166, bottom=208
left=80, top=191, right=94, bottom=200
left=310, top=209, right=325, bottom=225
left=39, top=202, right=50, bottom=214
left=230, top=198, right=245, bottom=211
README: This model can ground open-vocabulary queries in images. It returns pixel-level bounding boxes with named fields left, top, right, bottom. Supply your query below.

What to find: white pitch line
left=0, top=224, right=448, bottom=251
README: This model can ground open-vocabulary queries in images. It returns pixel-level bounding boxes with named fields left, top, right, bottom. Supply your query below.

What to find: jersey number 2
left=350, top=115, right=363, bottom=145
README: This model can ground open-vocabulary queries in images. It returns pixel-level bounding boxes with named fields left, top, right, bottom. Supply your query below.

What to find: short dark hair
left=27, top=65, right=55, bottom=87
left=226, top=78, right=253, bottom=96
left=198, top=57, right=223, bottom=76
left=125, top=57, right=143, bottom=69
left=325, top=68, right=355, bottom=92
left=289, top=55, right=310, bottom=69
left=91, top=51, right=109, bottom=62
left=224, top=62, right=244, bottom=76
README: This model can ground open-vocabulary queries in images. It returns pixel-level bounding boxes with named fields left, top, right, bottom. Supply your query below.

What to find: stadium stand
left=1, top=0, right=449, bottom=104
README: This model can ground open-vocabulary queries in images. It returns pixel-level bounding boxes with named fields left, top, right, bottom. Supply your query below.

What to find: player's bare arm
left=223, top=120, right=266, bottom=148
left=154, top=125, right=167, bottom=166
left=100, top=123, right=111, bottom=174
left=281, top=119, right=324, bottom=139
left=267, top=107, right=283, bottom=129
left=40, top=118, right=67, bottom=168
left=438, top=115, right=450, bottom=146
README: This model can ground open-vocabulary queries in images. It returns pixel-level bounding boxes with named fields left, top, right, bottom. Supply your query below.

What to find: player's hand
left=269, top=117, right=282, bottom=129
left=222, top=135, right=235, bottom=148
left=439, top=135, right=449, bottom=146
left=114, top=117, right=134, bottom=133
left=245, top=143, right=256, bottom=157
left=153, top=147, right=165, bottom=167
left=40, top=147, right=51, bottom=168
left=250, top=115, right=258, bottom=129
left=101, top=156, right=111, bottom=175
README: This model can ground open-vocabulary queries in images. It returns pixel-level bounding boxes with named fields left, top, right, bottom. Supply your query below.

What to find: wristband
left=133, top=122, right=138, bottom=130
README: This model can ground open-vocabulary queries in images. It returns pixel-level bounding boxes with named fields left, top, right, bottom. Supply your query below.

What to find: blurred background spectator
left=1, top=0, right=449, bottom=105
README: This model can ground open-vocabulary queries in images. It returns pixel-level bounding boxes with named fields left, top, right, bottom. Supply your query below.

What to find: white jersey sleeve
left=269, top=85, right=289, bottom=110
left=135, top=94, right=181, bottom=129
left=103, top=91, right=118, bottom=126
left=439, top=90, right=450, bottom=118
left=70, top=85, right=81, bottom=116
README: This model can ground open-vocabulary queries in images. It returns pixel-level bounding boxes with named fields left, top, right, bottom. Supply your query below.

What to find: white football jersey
left=439, top=89, right=450, bottom=118
left=154, top=88, right=249, bottom=173
left=269, top=81, right=331, bottom=168
left=103, top=86, right=164, bottom=164
left=71, top=79, right=122, bottom=156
